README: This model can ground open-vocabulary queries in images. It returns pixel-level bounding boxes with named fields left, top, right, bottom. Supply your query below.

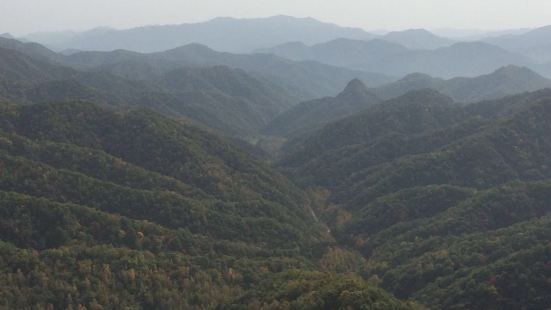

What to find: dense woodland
left=279, top=89, right=551, bottom=309
left=0, top=100, right=422, bottom=309
left=0, top=22, right=551, bottom=309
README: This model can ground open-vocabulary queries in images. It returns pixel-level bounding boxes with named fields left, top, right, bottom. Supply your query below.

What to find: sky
left=2, top=0, right=551, bottom=35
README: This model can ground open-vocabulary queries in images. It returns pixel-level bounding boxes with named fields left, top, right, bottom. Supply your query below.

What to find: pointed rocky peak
left=337, top=79, right=379, bottom=103
left=339, top=79, right=368, bottom=95
left=343, top=78, right=368, bottom=92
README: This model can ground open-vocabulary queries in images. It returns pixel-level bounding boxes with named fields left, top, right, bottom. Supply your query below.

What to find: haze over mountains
left=381, top=29, right=455, bottom=49
left=0, top=36, right=394, bottom=137
left=24, top=16, right=375, bottom=53
left=3, top=31, right=551, bottom=139
left=2, top=12, right=551, bottom=310
left=259, top=38, right=536, bottom=78
left=484, top=25, right=551, bottom=62
left=372, top=65, right=551, bottom=102
left=19, top=15, right=551, bottom=80
left=264, top=65, right=551, bottom=138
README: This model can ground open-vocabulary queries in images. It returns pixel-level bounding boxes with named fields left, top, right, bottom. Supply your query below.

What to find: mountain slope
left=265, top=79, right=382, bottom=136
left=0, top=45, right=307, bottom=137
left=0, top=46, right=74, bottom=83
left=0, top=37, right=62, bottom=63
left=0, top=100, right=421, bottom=309
left=47, top=41, right=392, bottom=99
left=0, top=101, right=322, bottom=239
left=378, top=41, right=532, bottom=78
left=277, top=89, right=551, bottom=309
left=25, top=16, right=376, bottom=53
left=95, top=43, right=393, bottom=96
left=485, top=25, right=551, bottom=62
left=373, top=65, right=551, bottom=103
left=257, top=38, right=408, bottom=71
left=382, top=29, right=455, bottom=49
left=259, top=39, right=532, bottom=78
left=280, top=89, right=459, bottom=185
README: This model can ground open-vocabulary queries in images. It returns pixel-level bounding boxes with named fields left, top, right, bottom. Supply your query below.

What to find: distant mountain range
left=2, top=35, right=551, bottom=140
left=430, top=28, right=531, bottom=40
left=0, top=32, right=551, bottom=141
left=18, top=16, right=551, bottom=79
left=264, top=65, right=551, bottom=138
left=256, top=38, right=408, bottom=69
left=381, top=29, right=455, bottom=49
left=372, top=65, right=551, bottom=102
left=19, top=16, right=551, bottom=68
left=0, top=45, right=299, bottom=137
left=0, top=37, right=395, bottom=137
left=1, top=36, right=392, bottom=97
left=258, top=39, right=534, bottom=78
left=24, top=16, right=376, bottom=53
left=484, top=25, right=551, bottom=62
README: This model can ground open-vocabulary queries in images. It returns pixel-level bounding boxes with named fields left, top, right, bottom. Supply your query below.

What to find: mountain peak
left=386, top=28, right=434, bottom=36
left=340, top=78, right=367, bottom=94
left=0, top=33, right=14, bottom=39
left=337, top=79, right=378, bottom=102
left=382, top=29, right=454, bottom=49
left=400, top=72, right=435, bottom=82
left=164, top=43, right=215, bottom=55
left=492, top=65, right=536, bottom=76
left=345, top=78, right=368, bottom=90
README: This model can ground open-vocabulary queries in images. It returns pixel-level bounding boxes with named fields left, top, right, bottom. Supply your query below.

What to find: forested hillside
left=372, top=65, right=551, bottom=103
left=265, top=66, right=551, bottom=141
left=0, top=38, right=395, bottom=137
left=278, top=89, right=551, bottom=309
left=265, top=79, right=382, bottom=137
left=0, top=45, right=300, bottom=137
left=3, top=11, right=551, bottom=309
left=0, top=100, right=422, bottom=308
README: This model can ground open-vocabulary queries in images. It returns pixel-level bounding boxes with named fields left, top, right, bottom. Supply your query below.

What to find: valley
left=1, top=12, right=551, bottom=309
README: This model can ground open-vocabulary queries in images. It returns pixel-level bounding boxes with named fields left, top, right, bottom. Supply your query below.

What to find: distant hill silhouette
left=382, top=29, right=455, bottom=49
left=485, top=25, right=551, bottom=62
left=0, top=46, right=300, bottom=136
left=372, top=65, right=551, bottom=102
left=24, top=16, right=377, bottom=53
left=259, top=39, right=533, bottom=78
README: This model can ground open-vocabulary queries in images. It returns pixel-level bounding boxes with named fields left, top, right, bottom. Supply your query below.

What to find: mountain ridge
left=24, top=16, right=377, bottom=53
left=382, top=29, right=456, bottom=49
left=372, top=65, right=551, bottom=102
left=277, top=88, right=551, bottom=308
left=259, top=38, right=534, bottom=78
left=265, top=79, right=382, bottom=136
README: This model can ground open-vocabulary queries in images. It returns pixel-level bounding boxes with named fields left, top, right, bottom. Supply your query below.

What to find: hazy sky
left=2, top=0, right=551, bottom=35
